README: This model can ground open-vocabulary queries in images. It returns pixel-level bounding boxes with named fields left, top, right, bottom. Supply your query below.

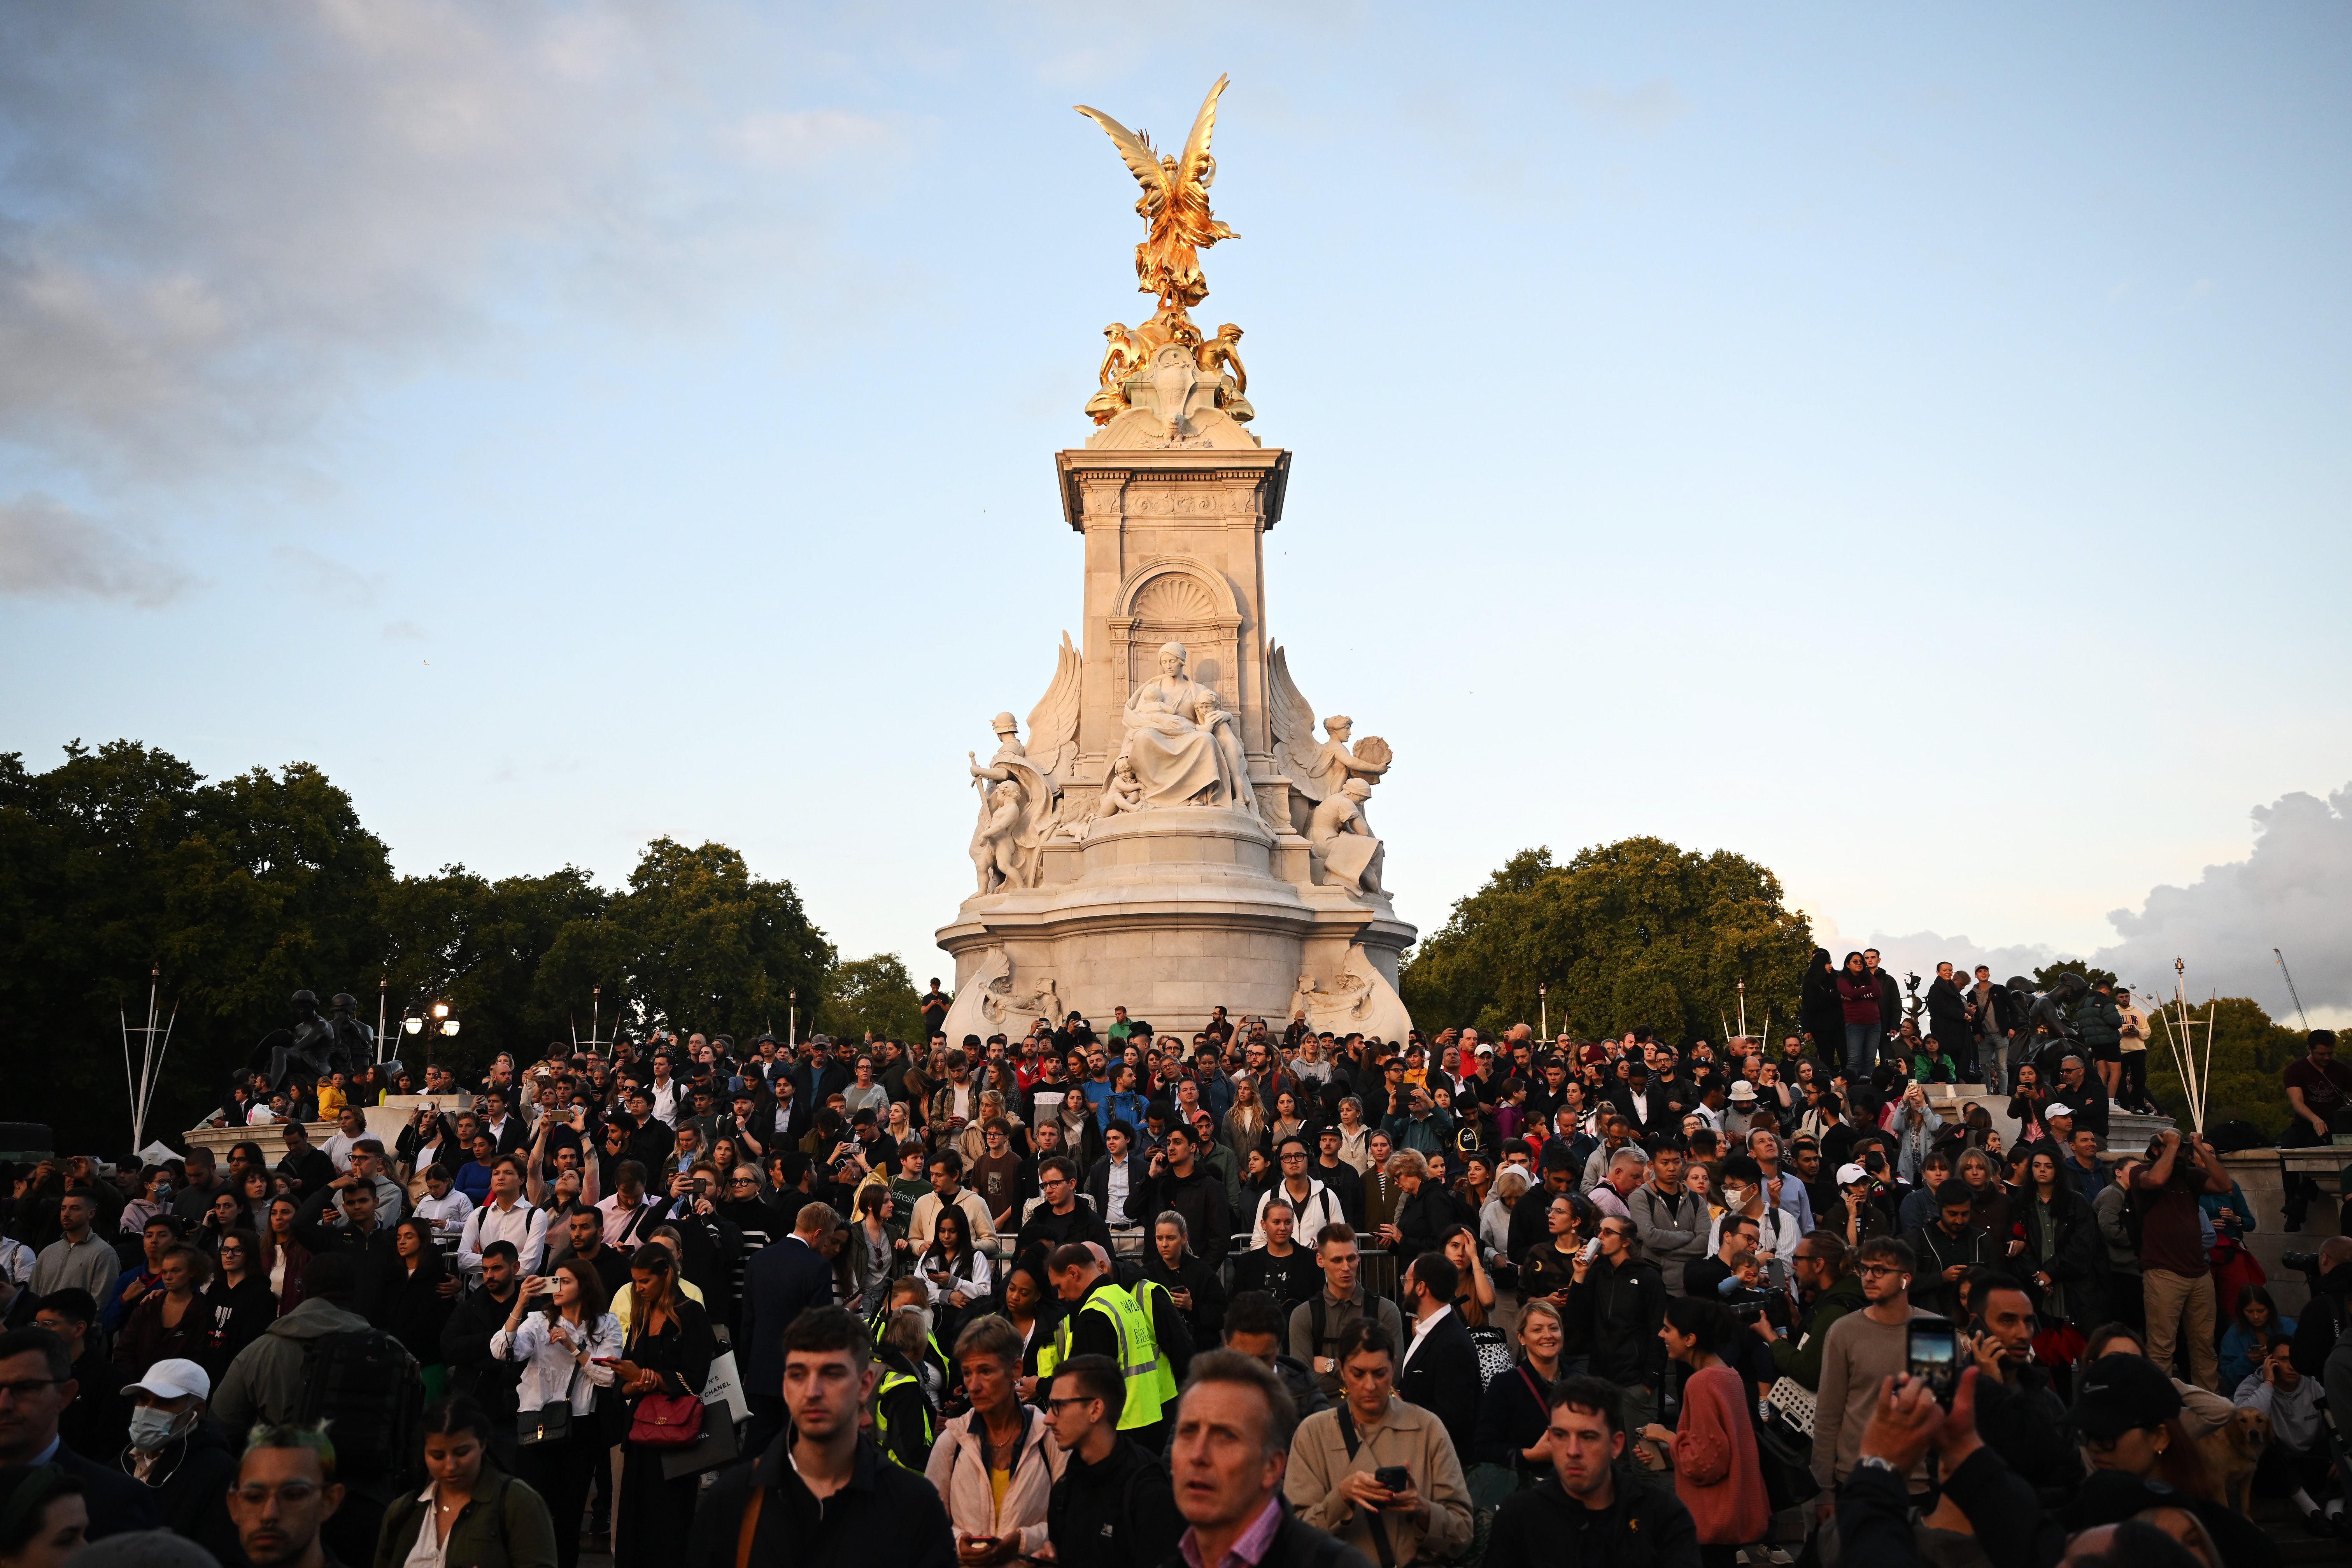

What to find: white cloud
left=2092, top=783, right=2352, bottom=1016
left=0, top=2, right=914, bottom=484
left=0, top=492, right=189, bottom=605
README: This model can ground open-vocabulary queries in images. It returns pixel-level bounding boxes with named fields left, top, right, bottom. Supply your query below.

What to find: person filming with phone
left=1283, top=1320, right=1474, bottom=1568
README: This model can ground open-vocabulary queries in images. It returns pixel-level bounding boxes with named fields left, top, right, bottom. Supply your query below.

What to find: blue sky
left=4, top=4, right=2348, bottom=1021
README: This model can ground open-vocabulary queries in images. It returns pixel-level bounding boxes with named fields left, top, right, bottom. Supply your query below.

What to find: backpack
left=296, top=1328, right=424, bottom=1493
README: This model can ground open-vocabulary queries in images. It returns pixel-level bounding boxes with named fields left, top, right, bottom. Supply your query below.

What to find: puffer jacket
left=921, top=1402, right=1065, bottom=1556
left=2074, top=992, right=2121, bottom=1051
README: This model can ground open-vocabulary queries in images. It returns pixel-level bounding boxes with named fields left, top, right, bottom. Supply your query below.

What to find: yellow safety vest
left=1077, top=1283, right=1164, bottom=1431
left=873, top=1365, right=932, bottom=1469
left=1129, top=1279, right=1181, bottom=1407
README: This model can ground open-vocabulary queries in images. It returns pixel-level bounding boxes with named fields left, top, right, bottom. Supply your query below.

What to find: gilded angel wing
left=1267, top=640, right=1333, bottom=802
left=1179, top=74, right=1228, bottom=188
left=1025, top=631, right=1083, bottom=782
left=1073, top=103, right=1167, bottom=196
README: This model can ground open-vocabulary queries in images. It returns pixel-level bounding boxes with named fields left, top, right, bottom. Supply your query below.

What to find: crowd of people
left=0, top=958, right=2347, bottom=1568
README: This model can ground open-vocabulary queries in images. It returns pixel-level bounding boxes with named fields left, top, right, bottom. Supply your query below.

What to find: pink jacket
left=1672, top=1363, right=1770, bottom=1545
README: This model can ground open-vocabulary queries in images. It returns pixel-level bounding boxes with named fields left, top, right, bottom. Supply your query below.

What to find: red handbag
left=628, top=1391, right=706, bottom=1447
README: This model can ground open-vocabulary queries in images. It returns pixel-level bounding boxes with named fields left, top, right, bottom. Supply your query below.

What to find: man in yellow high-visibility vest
left=1047, top=1241, right=1171, bottom=1452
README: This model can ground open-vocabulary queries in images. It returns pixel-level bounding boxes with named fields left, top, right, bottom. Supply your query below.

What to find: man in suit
left=0, top=1327, right=155, bottom=1538
left=739, top=1200, right=841, bottom=1456
left=1393, top=1252, right=1480, bottom=1463
left=475, top=1088, right=530, bottom=1157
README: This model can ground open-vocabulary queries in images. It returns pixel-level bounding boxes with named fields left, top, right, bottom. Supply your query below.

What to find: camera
left=1728, top=1303, right=1767, bottom=1324
left=2282, top=1251, right=2320, bottom=1275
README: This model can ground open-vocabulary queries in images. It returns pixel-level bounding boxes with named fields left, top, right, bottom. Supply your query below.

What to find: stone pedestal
left=936, top=432, right=1416, bottom=1042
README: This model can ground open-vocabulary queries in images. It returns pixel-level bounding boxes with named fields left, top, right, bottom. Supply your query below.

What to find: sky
left=4, top=3, right=2348, bottom=1027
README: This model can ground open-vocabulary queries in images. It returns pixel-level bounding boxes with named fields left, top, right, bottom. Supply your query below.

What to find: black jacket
left=1395, top=1306, right=1482, bottom=1463
left=118, top=1416, right=240, bottom=1561
left=1485, top=1471, right=1697, bottom=1568
left=1564, top=1256, right=1667, bottom=1388
left=1085, top=1151, right=1153, bottom=1231
left=1229, top=1245, right=1321, bottom=1321
left=1139, top=1252, right=1227, bottom=1352
left=441, top=1282, right=526, bottom=1421
left=687, top=1434, right=955, bottom=1568
left=1048, top=1436, right=1185, bottom=1568
left=1155, top=1511, right=1375, bottom=1568
left=54, top=1438, right=157, bottom=1541
left=1136, top=1164, right=1234, bottom=1267
left=1390, top=1185, right=1472, bottom=1271
left=1013, top=1199, right=1114, bottom=1278
left=741, top=1234, right=835, bottom=1398
left=1901, top=1221, right=1994, bottom=1320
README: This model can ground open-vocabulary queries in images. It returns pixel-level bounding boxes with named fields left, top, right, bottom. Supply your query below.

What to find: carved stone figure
left=1084, top=755, right=1146, bottom=835
left=1074, top=75, right=1236, bottom=311
left=1119, top=640, right=1249, bottom=808
left=965, top=634, right=1083, bottom=892
left=1306, top=779, right=1385, bottom=895
left=1192, top=687, right=1258, bottom=816
left=1269, top=642, right=1395, bottom=836
left=971, top=781, right=1025, bottom=894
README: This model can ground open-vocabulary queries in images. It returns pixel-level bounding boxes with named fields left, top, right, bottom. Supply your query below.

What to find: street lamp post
left=402, top=999, right=461, bottom=1074
left=1539, top=980, right=1548, bottom=1042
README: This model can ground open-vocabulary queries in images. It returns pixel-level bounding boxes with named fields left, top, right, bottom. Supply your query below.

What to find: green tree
left=378, top=865, right=615, bottom=1079
left=607, top=838, right=833, bottom=1042
left=818, top=953, right=925, bottom=1045
left=2140, top=995, right=2303, bottom=1141
left=0, top=742, right=394, bottom=1152
left=1400, top=837, right=1816, bottom=1044
left=2034, top=960, right=2119, bottom=992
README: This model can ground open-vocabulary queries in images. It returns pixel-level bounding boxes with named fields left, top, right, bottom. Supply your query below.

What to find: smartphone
left=1907, top=1320, right=1960, bottom=1407
left=1372, top=1466, right=1411, bottom=1495
left=591, top=1356, right=621, bottom=1366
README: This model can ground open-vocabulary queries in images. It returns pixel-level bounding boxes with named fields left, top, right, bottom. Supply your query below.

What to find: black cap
left=2066, top=1354, right=2180, bottom=1441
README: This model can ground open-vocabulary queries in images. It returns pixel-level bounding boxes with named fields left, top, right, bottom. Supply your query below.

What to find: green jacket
left=1771, top=1269, right=1866, bottom=1391
left=2074, top=992, right=2121, bottom=1049
left=373, top=1470, right=559, bottom=1568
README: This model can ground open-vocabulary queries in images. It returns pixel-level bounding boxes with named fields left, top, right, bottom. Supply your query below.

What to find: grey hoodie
left=210, top=1295, right=374, bottom=1436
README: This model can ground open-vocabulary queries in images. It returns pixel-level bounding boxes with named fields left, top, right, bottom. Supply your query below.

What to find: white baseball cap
left=121, top=1357, right=210, bottom=1403
left=1835, top=1162, right=1870, bottom=1186
left=2044, top=1103, right=2074, bottom=1119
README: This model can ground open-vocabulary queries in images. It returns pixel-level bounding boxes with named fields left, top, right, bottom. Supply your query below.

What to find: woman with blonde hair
left=1220, top=1072, right=1268, bottom=1166
left=608, top=1244, right=714, bottom=1563
left=923, top=1316, right=1064, bottom=1564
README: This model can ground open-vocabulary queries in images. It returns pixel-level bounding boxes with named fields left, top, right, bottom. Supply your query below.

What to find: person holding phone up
left=1282, top=1319, right=1474, bottom=1568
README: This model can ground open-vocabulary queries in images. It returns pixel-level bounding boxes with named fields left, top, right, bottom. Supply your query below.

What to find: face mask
left=128, top=1405, right=189, bottom=1450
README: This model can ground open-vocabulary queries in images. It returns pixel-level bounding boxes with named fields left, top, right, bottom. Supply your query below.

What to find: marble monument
left=936, top=76, right=1414, bottom=1044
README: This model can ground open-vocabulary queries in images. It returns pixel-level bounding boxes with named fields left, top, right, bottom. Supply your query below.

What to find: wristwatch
left=1855, top=1456, right=1900, bottom=1477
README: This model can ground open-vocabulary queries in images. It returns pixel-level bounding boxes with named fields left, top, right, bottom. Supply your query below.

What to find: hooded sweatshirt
left=209, top=1294, right=375, bottom=1435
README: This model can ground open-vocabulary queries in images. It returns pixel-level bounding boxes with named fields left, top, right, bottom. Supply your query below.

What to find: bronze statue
left=249, top=988, right=370, bottom=1089
left=1075, top=75, right=1236, bottom=310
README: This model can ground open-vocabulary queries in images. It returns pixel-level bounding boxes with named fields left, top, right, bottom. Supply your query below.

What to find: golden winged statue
left=1074, top=75, right=1236, bottom=310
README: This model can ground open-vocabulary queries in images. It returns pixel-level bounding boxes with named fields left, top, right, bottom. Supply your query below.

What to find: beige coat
left=923, top=1403, right=1066, bottom=1558
left=1285, top=1396, right=1473, bottom=1565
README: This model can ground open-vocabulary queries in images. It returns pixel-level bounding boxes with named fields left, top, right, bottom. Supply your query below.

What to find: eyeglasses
left=1044, top=1396, right=1099, bottom=1413
left=1859, top=1264, right=1904, bottom=1279
left=234, top=1482, right=322, bottom=1505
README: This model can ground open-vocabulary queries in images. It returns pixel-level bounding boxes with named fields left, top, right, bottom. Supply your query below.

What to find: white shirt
left=414, top=1189, right=475, bottom=1237
left=1106, top=1161, right=1132, bottom=1226
left=1251, top=1181, right=1343, bottom=1248
left=322, top=1132, right=360, bottom=1173
left=492, top=1310, right=622, bottom=1414
left=650, top=1080, right=685, bottom=1127
left=1400, top=1302, right=1451, bottom=1375
left=401, top=1481, right=449, bottom=1568
left=459, top=1197, right=548, bottom=1276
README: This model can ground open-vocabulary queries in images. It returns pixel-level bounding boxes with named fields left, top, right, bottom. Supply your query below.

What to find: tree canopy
left=1399, top=837, right=1816, bottom=1045
left=0, top=741, right=865, bottom=1156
